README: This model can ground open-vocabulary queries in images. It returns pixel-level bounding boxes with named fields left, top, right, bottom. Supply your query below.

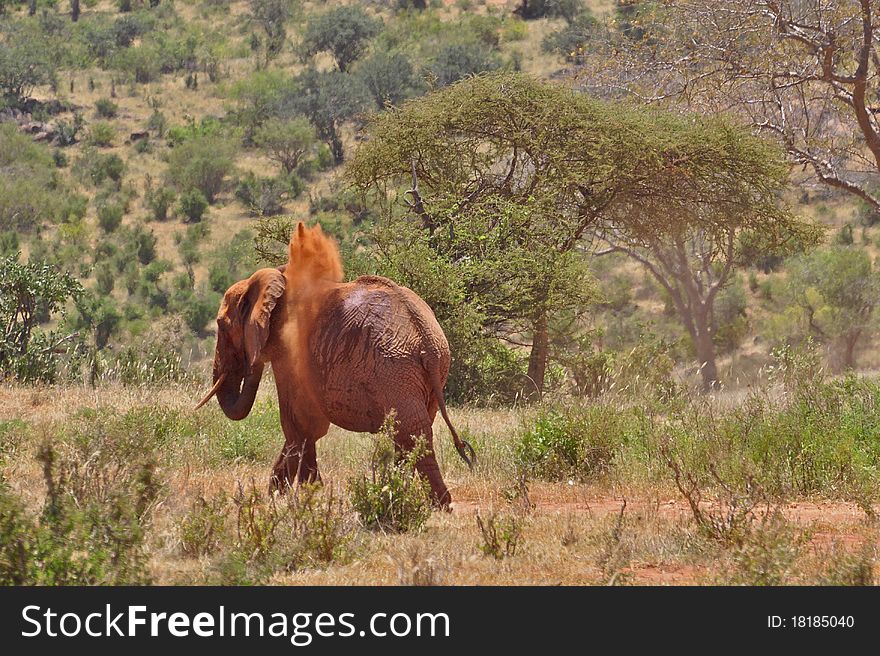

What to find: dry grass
left=3, top=375, right=880, bottom=585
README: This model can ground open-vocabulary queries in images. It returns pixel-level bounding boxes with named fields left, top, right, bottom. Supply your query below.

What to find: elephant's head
left=195, top=268, right=286, bottom=420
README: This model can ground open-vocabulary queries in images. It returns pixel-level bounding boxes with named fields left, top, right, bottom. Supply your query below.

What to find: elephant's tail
left=434, top=387, right=475, bottom=470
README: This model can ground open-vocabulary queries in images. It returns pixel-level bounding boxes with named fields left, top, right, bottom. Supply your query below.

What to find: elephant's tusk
left=194, top=373, right=227, bottom=410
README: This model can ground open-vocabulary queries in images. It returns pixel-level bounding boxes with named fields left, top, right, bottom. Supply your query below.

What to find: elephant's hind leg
left=395, top=404, right=451, bottom=508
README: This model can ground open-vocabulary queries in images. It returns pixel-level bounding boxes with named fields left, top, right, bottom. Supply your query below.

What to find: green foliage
left=300, top=6, right=382, bottom=73
left=208, top=229, right=255, bottom=293
left=517, top=405, right=644, bottom=482
left=248, top=0, right=298, bottom=66
left=355, top=51, right=423, bottom=109
left=0, top=29, right=54, bottom=105
left=166, top=115, right=225, bottom=147
left=713, top=278, right=749, bottom=353
left=0, top=125, right=82, bottom=231
left=234, top=172, right=292, bottom=217
left=226, top=69, right=287, bottom=142
left=0, top=255, right=83, bottom=383
left=254, top=116, right=315, bottom=174
left=349, top=413, right=433, bottom=533
left=97, top=200, right=125, bottom=233
left=476, top=511, right=524, bottom=559
left=179, top=494, right=228, bottom=557
left=785, top=246, right=880, bottom=369
left=428, top=40, right=500, bottom=87
left=94, top=97, right=119, bottom=118
left=0, top=417, right=161, bottom=585
left=147, top=186, right=176, bottom=222
left=177, top=188, right=209, bottom=222
left=281, top=68, right=369, bottom=164
left=542, top=13, right=598, bottom=63
left=75, top=149, right=125, bottom=187
left=166, top=135, right=237, bottom=203
left=217, top=481, right=354, bottom=583
left=101, top=324, right=190, bottom=385
left=514, top=0, right=586, bottom=21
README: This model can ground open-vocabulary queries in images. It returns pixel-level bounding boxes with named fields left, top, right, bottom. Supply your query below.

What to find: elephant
left=195, top=222, right=474, bottom=506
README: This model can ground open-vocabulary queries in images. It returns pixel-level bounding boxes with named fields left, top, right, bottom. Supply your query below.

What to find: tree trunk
left=525, top=313, right=549, bottom=401
left=329, top=129, right=345, bottom=165
left=843, top=330, right=861, bottom=370
left=693, top=309, right=719, bottom=391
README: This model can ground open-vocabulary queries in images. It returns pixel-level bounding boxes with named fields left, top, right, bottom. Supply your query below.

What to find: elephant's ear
left=243, top=268, right=286, bottom=371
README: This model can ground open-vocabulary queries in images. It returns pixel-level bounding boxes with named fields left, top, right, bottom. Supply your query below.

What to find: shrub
left=349, top=413, right=433, bottom=533
left=147, top=187, right=176, bottom=221
left=77, top=150, right=125, bottom=187
left=476, top=511, right=525, bottom=559
left=94, top=98, right=119, bottom=118
left=355, top=51, right=422, bottom=110
left=179, top=494, right=228, bottom=558
left=254, top=117, right=316, bottom=175
left=517, top=405, right=642, bottom=482
left=176, top=189, right=209, bottom=223
left=429, top=41, right=501, bottom=87
left=0, top=432, right=159, bottom=585
left=166, top=136, right=236, bottom=203
left=541, top=14, right=598, bottom=63
left=87, top=121, right=116, bottom=147
left=234, top=172, right=290, bottom=217
left=218, top=481, right=355, bottom=583
left=97, top=201, right=124, bottom=233
left=300, top=6, right=382, bottom=72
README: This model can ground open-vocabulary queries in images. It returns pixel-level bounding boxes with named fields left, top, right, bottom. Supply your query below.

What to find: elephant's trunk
left=195, top=327, right=264, bottom=420
left=215, top=363, right=264, bottom=420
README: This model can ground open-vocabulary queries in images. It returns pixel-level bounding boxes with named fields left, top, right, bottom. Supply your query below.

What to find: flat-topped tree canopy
left=348, top=71, right=805, bottom=250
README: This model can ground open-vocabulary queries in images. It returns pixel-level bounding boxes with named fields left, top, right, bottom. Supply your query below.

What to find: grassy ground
left=2, top=365, right=880, bottom=586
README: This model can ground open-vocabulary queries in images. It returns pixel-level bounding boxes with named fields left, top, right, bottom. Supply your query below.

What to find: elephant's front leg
left=270, top=439, right=322, bottom=492
left=271, top=392, right=329, bottom=492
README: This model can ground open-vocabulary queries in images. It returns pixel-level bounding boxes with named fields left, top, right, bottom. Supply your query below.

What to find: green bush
left=147, top=186, right=176, bottom=221
left=0, top=430, right=159, bottom=585
left=166, top=136, right=236, bottom=203
left=349, top=414, right=433, bottom=533
left=215, top=482, right=355, bottom=584
left=517, top=405, right=644, bottom=482
left=179, top=494, right=228, bottom=558
left=429, top=40, right=501, bottom=87
left=234, top=172, right=290, bottom=217
left=94, top=98, right=119, bottom=118
left=97, top=201, right=124, bottom=233
left=300, top=6, right=382, bottom=72
left=0, top=125, right=83, bottom=231
left=87, top=121, right=116, bottom=147
left=76, top=150, right=125, bottom=187
left=177, top=188, right=209, bottom=222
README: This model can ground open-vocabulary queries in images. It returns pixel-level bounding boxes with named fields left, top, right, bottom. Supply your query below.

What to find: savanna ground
left=3, top=348, right=880, bottom=586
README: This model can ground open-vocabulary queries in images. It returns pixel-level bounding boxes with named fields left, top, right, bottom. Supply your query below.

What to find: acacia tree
left=299, top=6, right=381, bottom=73
left=580, top=0, right=880, bottom=211
left=0, top=255, right=83, bottom=382
left=280, top=68, right=369, bottom=165
left=254, top=116, right=316, bottom=174
left=248, top=0, right=298, bottom=68
left=349, top=72, right=809, bottom=392
left=785, top=245, right=880, bottom=369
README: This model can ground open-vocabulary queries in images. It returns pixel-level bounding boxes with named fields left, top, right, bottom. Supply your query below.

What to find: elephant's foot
left=268, top=471, right=293, bottom=494
left=432, top=487, right=452, bottom=511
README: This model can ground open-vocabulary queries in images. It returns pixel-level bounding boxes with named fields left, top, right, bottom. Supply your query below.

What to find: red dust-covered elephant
left=195, top=222, right=473, bottom=506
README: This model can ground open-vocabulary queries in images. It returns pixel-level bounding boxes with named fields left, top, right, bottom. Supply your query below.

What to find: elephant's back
left=309, top=277, right=449, bottom=430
